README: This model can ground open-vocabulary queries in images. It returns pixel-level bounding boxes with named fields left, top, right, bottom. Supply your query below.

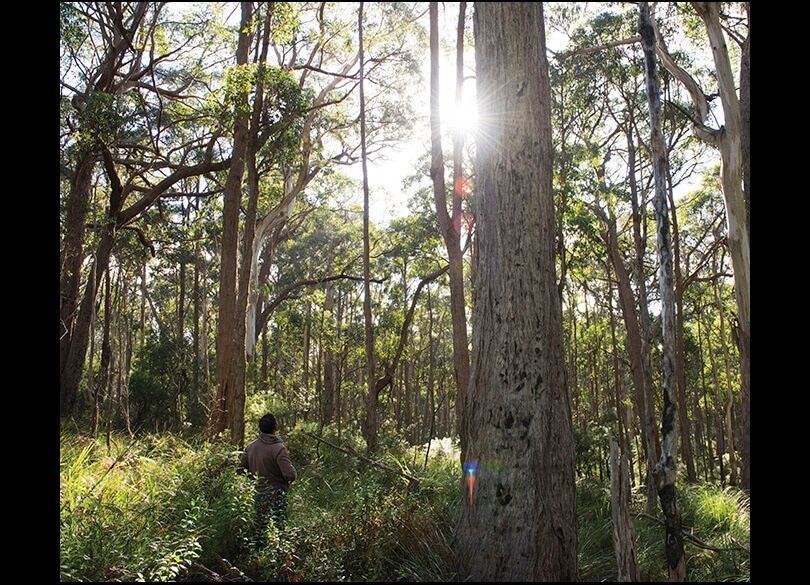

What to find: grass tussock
left=61, top=426, right=749, bottom=582
left=576, top=477, right=750, bottom=582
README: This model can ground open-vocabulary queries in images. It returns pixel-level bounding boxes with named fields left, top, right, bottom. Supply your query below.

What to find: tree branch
left=635, top=512, right=750, bottom=555
left=374, top=264, right=449, bottom=398
left=255, top=273, right=384, bottom=338
left=555, top=35, right=641, bottom=59
left=302, top=430, right=419, bottom=486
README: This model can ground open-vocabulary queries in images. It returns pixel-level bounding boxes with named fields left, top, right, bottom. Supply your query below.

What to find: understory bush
left=61, top=427, right=749, bottom=582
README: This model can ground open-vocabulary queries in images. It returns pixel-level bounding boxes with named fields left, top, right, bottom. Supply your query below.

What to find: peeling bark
left=639, top=3, right=686, bottom=580
left=610, top=437, right=640, bottom=582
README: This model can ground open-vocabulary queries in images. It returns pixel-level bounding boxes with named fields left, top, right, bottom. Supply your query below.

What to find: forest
left=59, top=2, right=750, bottom=582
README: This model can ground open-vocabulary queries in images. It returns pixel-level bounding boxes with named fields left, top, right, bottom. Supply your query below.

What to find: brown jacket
left=238, top=433, right=297, bottom=494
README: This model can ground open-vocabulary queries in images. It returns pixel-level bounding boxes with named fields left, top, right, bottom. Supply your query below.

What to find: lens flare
left=464, top=461, right=479, bottom=508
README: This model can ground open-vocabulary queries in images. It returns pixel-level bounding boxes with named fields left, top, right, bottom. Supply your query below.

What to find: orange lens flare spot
left=455, top=176, right=473, bottom=198
left=464, top=461, right=479, bottom=508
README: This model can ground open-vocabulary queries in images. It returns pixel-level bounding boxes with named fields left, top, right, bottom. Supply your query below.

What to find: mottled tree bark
left=639, top=3, right=686, bottom=580
left=454, top=3, right=577, bottom=581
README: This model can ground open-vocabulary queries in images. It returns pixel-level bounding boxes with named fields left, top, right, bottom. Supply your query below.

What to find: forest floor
left=60, top=427, right=750, bottom=581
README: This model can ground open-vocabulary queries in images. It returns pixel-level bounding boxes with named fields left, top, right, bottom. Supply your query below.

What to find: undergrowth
left=60, top=426, right=749, bottom=582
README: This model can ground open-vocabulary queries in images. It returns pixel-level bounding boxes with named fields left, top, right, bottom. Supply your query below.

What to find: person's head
left=259, top=413, right=278, bottom=434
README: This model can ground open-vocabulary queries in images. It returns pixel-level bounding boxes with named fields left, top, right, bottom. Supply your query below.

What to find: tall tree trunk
left=192, top=241, right=203, bottom=426
left=667, top=172, right=696, bottom=483
left=303, top=298, right=312, bottom=392
left=740, top=4, right=750, bottom=241
left=659, top=2, right=749, bottom=491
left=455, top=4, right=577, bottom=580
left=211, top=1, right=254, bottom=442
left=430, top=1, right=471, bottom=463
left=626, top=129, right=661, bottom=470
left=60, top=154, right=97, bottom=416
left=715, top=274, right=738, bottom=486
left=639, top=4, right=686, bottom=580
left=87, top=271, right=99, bottom=437
left=322, top=282, right=338, bottom=424
left=62, top=224, right=117, bottom=419
left=696, top=310, right=713, bottom=482
left=706, top=305, right=724, bottom=485
left=604, top=211, right=659, bottom=514
left=358, top=2, right=377, bottom=456
left=177, top=255, right=187, bottom=431
left=610, top=437, right=640, bottom=582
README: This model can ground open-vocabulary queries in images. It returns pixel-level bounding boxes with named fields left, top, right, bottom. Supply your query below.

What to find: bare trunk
left=696, top=312, right=713, bottom=482
left=687, top=2, right=750, bottom=491
left=322, top=282, right=338, bottom=424
left=740, top=5, right=750, bottom=240
left=610, top=437, right=640, bottom=582
left=716, top=275, right=738, bottom=486
left=358, top=2, right=377, bottom=456
left=455, top=4, right=577, bottom=580
left=63, top=226, right=116, bottom=419
left=640, top=4, right=686, bottom=580
left=667, top=173, right=696, bottom=483
left=211, top=2, right=253, bottom=441
left=605, top=212, right=658, bottom=513
left=430, top=1, right=471, bottom=463
left=626, top=127, right=661, bottom=466
left=60, top=154, right=96, bottom=416
left=176, top=257, right=187, bottom=431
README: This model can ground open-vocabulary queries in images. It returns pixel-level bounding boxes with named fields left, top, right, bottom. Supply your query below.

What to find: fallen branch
left=635, top=512, right=750, bottom=555
left=303, top=430, right=420, bottom=487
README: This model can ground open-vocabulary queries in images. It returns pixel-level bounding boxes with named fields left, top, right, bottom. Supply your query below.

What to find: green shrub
left=61, top=428, right=748, bottom=582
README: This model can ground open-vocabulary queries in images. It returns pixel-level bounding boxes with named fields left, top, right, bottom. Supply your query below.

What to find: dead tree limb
left=303, top=430, right=420, bottom=487
left=635, top=512, right=750, bottom=555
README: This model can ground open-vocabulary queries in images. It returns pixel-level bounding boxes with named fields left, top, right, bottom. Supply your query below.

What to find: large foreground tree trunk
left=454, top=4, right=577, bottom=581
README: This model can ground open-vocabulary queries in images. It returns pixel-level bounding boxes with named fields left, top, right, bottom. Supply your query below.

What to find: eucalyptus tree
left=454, top=3, right=577, bottom=580
left=640, top=3, right=686, bottom=578
left=429, top=0, right=471, bottom=463
left=550, top=4, right=668, bottom=508
left=677, top=170, right=736, bottom=483
left=199, top=1, right=425, bottom=450
left=653, top=1, right=750, bottom=490
left=60, top=2, right=236, bottom=417
left=208, top=2, right=314, bottom=446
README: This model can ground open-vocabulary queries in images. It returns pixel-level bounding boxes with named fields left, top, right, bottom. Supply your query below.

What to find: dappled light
left=61, top=2, right=749, bottom=581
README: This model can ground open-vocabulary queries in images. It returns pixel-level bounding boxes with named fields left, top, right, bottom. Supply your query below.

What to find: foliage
left=60, top=428, right=460, bottom=582
left=61, top=2, right=749, bottom=580
left=61, top=427, right=749, bottom=582
left=60, top=430, right=250, bottom=582
left=576, top=477, right=750, bottom=582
